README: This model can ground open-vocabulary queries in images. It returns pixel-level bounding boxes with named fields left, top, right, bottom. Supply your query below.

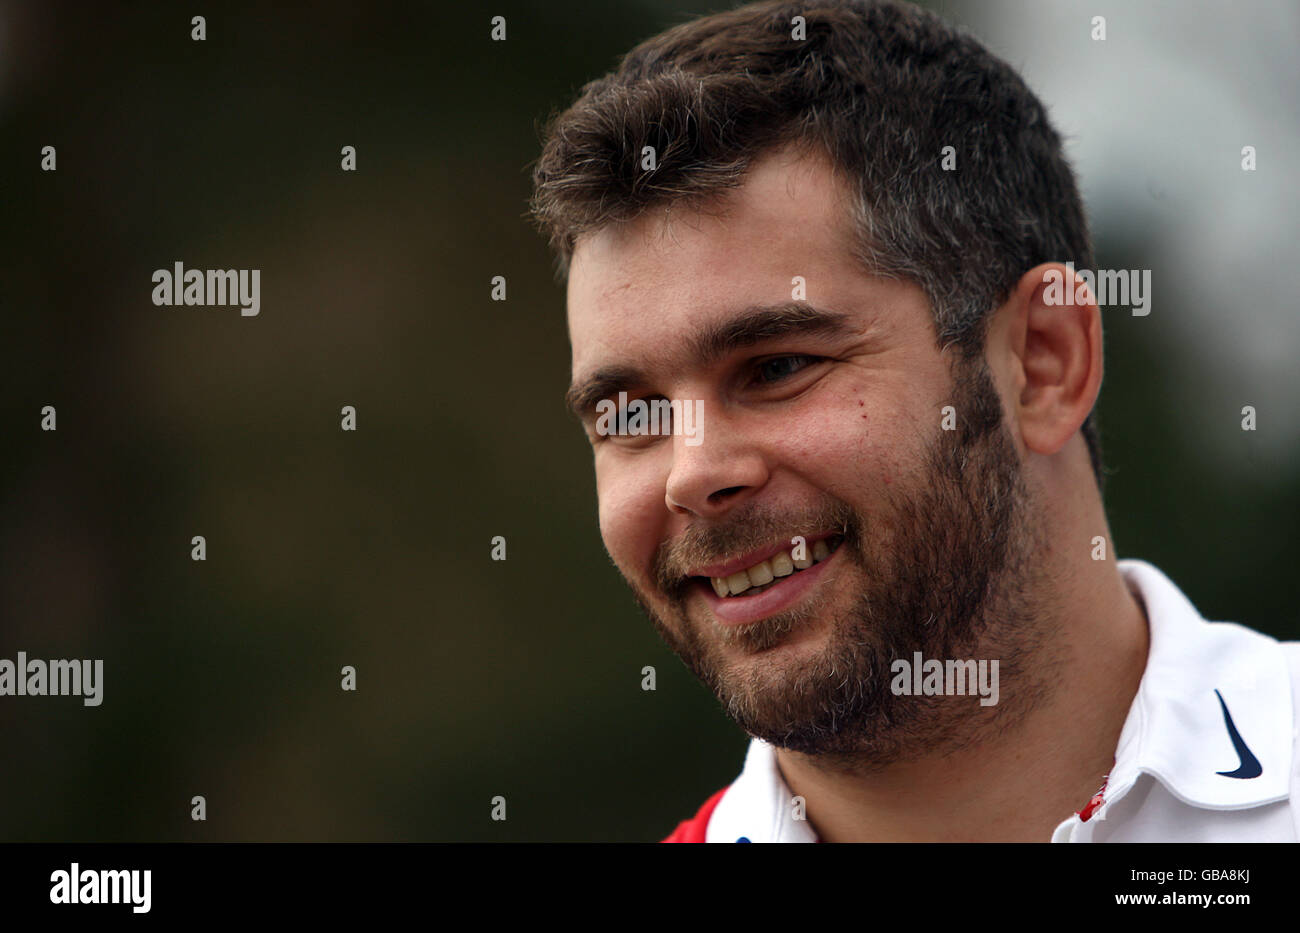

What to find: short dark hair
left=529, top=0, right=1104, bottom=487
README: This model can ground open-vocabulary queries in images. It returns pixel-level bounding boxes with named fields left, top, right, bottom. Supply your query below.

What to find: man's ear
left=993, top=262, right=1103, bottom=459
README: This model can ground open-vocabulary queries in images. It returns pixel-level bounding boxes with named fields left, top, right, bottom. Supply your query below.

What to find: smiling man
left=529, top=0, right=1300, bottom=842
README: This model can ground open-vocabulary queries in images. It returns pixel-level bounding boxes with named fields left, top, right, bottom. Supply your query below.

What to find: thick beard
left=624, top=356, right=1062, bottom=770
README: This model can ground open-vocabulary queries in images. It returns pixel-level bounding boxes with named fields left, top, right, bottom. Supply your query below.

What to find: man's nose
left=664, top=416, right=769, bottom=519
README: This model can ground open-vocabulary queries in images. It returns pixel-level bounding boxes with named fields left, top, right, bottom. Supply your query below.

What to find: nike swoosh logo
left=1213, top=689, right=1262, bottom=779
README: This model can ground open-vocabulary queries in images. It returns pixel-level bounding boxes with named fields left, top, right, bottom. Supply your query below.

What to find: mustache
left=651, top=496, right=862, bottom=598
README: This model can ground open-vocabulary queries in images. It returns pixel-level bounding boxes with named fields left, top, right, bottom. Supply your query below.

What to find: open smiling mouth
left=695, top=534, right=844, bottom=598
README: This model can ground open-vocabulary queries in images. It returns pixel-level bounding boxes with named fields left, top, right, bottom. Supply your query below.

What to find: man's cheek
left=783, top=414, right=880, bottom=487
left=596, top=505, right=626, bottom=567
left=597, top=486, right=653, bottom=576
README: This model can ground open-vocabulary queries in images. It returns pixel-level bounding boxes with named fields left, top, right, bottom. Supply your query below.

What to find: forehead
left=565, top=145, right=862, bottom=376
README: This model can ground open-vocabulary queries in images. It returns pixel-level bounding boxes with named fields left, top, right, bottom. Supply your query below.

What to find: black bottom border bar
left=0, top=842, right=1284, bottom=919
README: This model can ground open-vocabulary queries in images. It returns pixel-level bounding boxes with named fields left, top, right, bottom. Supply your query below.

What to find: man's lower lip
left=694, top=546, right=838, bottom=625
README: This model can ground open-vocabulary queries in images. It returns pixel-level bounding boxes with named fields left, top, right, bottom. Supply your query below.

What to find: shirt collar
left=707, top=559, right=1293, bottom=841
left=706, top=739, right=816, bottom=842
left=1104, top=558, right=1292, bottom=810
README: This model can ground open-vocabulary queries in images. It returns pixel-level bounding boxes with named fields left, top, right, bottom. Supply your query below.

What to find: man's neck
left=774, top=560, right=1150, bottom=842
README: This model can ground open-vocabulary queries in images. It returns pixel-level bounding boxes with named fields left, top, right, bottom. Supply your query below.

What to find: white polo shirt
left=704, top=559, right=1300, bottom=842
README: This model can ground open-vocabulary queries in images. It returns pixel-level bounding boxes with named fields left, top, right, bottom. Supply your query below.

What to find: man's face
left=566, top=145, right=1044, bottom=763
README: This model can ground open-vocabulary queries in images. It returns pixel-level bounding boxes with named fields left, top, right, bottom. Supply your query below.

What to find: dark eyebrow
left=565, top=364, right=648, bottom=421
left=565, top=302, right=855, bottom=419
left=691, top=302, right=854, bottom=365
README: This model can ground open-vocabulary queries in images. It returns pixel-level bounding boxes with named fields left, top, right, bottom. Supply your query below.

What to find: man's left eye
left=754, top=355, right=820, bottom=384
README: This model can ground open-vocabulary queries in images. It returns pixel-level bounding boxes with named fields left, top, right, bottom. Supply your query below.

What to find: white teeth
left=709, top=537, right=841, bottom=597
left=726, top=570, right=752, bottom=595
left=770, top=551, right=795, bottom=577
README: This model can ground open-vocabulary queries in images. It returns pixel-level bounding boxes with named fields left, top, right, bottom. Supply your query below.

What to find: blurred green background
left=1, top=0, right=1296, bottom=841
